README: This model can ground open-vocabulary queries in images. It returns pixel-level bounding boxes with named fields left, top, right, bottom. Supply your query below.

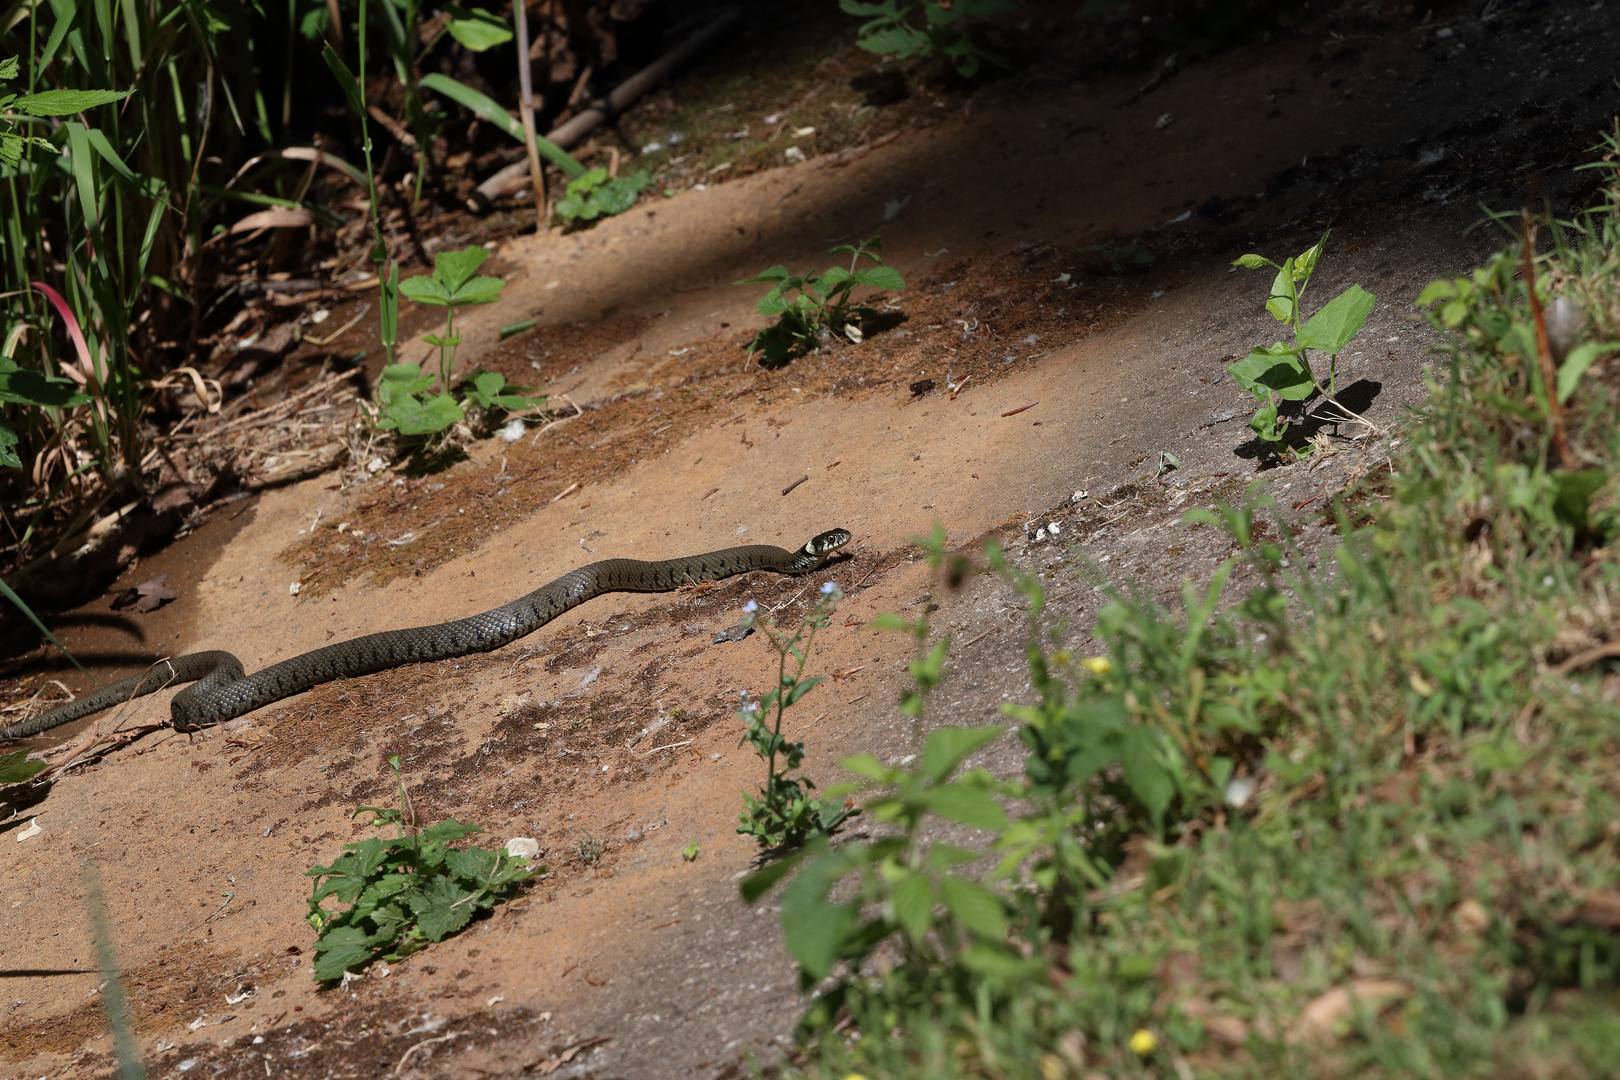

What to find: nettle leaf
left=421, top=818, right=482, bottom=844
left=940, top=876, right=1007, bottom=939
left=841, top=753, right=902, bottom=784
left=919, top=725, right=1002, bottom=783
left=433, top=247, right=489, bottom=294
left=890, top=870, right=934, bottom=940
left=780, top=844, right=863, bottom=980
left=410, top=873, right=478, bottom=941
left=737, top=265, right=793, bottom=285
left=0, top=56, right=18, bottom=81
left=313, top=926, right=375, bottom=981
left=446, top=846, right=498, bottom=883
left=852, top=265, right=906, bottom=290
left=1298, top=284, right=1375, bottom=355
left=1227, top=346, right=1315, bottom=401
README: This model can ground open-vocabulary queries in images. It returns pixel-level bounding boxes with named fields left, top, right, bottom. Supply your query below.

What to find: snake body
left=0, top=528, right=851, bottom=739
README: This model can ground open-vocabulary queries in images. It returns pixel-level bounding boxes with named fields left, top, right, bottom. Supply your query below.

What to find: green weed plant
left=751, top=161, right=1620, bottom=1078
left=839, top=0, right=1018, bottom=78
left=305, top=755, right=541, bottom=982
left=375, top=246, right=543, bottom=440
left=1227, top=231, right=1377, bottom=447
left=556, top=167, right=653, bottom=225
left=737, top=237, right=905, bottom=369
left=735, top=585, right=861, bottom=850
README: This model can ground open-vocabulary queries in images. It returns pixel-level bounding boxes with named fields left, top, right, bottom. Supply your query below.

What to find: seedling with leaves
left=556, top=168, right=653, bottom=224
left=1227, top=231, right=1378, bottom=448
left=737, top=237, right=905, bottom=368
left=839, top=0, right=1019, bottom=78
left=374, top=247, right=543, bottom=440
left=735, top=585, right=861, bottom=850
left=305, top=755, right=541, bottom=982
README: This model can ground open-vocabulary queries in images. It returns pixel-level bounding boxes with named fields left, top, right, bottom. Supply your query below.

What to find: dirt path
left=4, top=2, right=1618, bottom=1076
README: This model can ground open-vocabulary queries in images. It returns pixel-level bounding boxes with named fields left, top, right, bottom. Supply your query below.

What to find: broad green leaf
left=398, top=273, right=454, bottom=306
left=868, top=613, right=917, bottom=632
left=0, top=749, right=46, bottom=784
left=924, top=781, right=1008, bottom=831
left=448, top=277, right=504, bottom=307
left=1249, top=403, right=1282, bottom=441
left=1232, top=253, right=1271, bottom=270
left=780, top=844, right=862, bottom=979
left=13, top=88, right=132, bottom=116
left=376, top=363, right=436, bottom=399
left=852, top=266, right=906, bottom=290
left=940, top=876, right=1006, bottom=939
left=1558, top=341, right=1619, bottom=403
left=1298, top=285, right=1375, bottom=355
left=0, top=367, right=91, bottom=408
left=434, top=247, right=489, bottom=293
left=1265, top=258, right=1297, bottom=322
left=840, top=753, right=900, bottom=783
left=890, top=871, right=933, bottom=940
left=313, top=926, right=375, bottom=981
left=321, top=45, right=365, bottom=119
left=1415, top=279, right=1456, bottom=305
left=1227, top=346, right=1314, bottom=400
left=919, top=725, right=1002, bottom=783
left=410, top=873, right=478, bottom=941
left=420, top=818, right=481, bottom=844
left=444, top=8, right=513, bottom=50
left=0, top=57, right=17, bottom=81
left=380, top=393, right=464, bottom=436
left=446, top=846, right=498, bottom=883
left=739, top=848, right=806, bottom=903
left=855, top=23, right=929, bottom=58
left=1120, top=726, right=1175, bottom=821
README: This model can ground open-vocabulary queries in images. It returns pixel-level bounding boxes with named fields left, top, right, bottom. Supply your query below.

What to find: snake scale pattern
left=0, top=528, right=851, bottom=739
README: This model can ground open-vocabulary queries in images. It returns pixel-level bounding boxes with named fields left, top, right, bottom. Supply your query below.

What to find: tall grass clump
left=0, top=2, right=267, bottom=512
left=752, top=149, right=1620, bottom=1079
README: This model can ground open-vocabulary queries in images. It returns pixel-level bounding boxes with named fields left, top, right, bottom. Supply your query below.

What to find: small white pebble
left=289, top=582, right=301, bottom=596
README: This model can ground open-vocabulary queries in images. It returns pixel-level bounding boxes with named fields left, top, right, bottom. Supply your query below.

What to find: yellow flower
left=1080, top=656, right=1113, bottom=675
left=1129, top=1029, right=1158, bottom=1055
left=844, top=1075, right=868, bottom=1080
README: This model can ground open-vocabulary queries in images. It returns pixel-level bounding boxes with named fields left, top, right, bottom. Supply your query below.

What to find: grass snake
left=0, top=528, right=851, bottom=739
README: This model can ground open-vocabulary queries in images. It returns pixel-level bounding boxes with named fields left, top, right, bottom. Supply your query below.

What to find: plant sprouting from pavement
left=735, top=584, right=861, bottom=850
left=737, top=236, right=905, bottom=369
left=1227, top=230, right=1378, bottom=448
left=304, top=755, right=542, bottom=982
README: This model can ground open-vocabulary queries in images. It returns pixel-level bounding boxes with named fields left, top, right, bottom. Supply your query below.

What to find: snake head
left=803, top=528, right=853, bottom=566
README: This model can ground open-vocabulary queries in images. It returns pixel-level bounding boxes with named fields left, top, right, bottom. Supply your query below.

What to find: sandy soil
left=4, top=2, right=1620, bottom=1076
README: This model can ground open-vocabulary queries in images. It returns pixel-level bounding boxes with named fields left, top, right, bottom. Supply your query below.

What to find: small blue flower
left=820, top=582, right=837, bottom=594
left=742, top=600, right=758, bottom=613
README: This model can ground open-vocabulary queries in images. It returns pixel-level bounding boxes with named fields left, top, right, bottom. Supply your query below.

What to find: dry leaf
left=230, top=207, right=314, bottom=233
left=527, top=1036, right=610, bottom=1074
left=1289, top=979, right=1412, bottom=1043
